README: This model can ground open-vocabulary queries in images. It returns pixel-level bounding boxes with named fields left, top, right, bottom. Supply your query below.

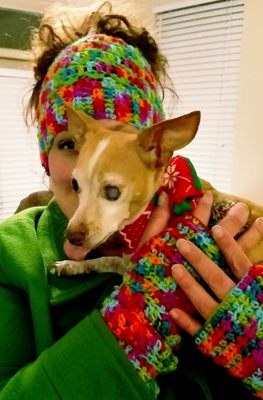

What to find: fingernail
left=228, top=202, right=248, bottom=217
left=172, top=264, right=184, bottom=278
left=211, top=225, right=224, bottom=238
left=170, top=309, right=178, bottom=320
left=158, top=191, right=168, bottom=206
left=255, top=217, right=263, bottom=229
left=176, top=238, right=190, bottom=254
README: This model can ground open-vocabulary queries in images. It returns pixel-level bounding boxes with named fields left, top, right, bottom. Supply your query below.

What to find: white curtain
left=155, top=0, right=245, bottom=192
left=0, top=68, right=45, bottom=221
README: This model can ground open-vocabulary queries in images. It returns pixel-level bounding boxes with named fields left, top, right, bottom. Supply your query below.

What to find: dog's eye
left=72, top=178, right=79, bottom=193
left=104, top=185, right=121, bottom=201
left=58, top=139, right=75, bottom=150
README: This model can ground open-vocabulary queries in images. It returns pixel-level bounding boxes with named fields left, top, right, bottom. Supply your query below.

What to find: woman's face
left=48, top=131, right=79, bottom=219
left=48, top=119, right=138, bottom=219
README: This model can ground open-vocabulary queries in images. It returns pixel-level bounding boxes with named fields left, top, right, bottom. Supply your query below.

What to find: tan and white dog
left=49, top=106, right=263, bottom=276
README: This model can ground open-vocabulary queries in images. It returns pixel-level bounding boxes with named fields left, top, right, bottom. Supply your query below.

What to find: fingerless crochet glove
left=195, top=264, right=263, bottom=399
left=101, top=214, right=228, bottom=397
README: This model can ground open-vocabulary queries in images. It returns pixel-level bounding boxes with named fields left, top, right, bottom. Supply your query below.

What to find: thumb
left=137, top=192, right=170, bottom=249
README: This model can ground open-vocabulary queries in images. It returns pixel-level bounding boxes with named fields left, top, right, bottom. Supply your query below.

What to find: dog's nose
left=66, top=229, right=86, bottom=246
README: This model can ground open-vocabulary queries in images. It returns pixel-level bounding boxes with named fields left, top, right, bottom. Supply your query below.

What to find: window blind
left=0, top=68, right=45, bottom=221
left=155, top=0, right=244, bottom=192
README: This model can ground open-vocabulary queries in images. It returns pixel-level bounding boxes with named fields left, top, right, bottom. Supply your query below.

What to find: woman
left=0, top=2, right=262, bottom=399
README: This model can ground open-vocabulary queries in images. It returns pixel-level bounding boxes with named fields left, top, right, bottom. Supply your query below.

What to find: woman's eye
left=104, top=185, right=121, bottom=201
left=58, top=139, right=75, bottom=150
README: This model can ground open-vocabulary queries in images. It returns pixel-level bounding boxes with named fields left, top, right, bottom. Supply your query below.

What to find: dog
left=49, top=106, right=263, bottom=276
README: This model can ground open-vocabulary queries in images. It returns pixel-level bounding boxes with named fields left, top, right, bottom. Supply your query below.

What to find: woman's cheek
left=53, top=165, right=73, bottom=190
left=48, top=152, right=74, bottom=188
left=48, top=151, right=79, bottom=218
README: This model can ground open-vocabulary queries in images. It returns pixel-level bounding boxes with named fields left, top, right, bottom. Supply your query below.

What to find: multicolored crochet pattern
left=195, top=264, right=263, bottom=399
left=101, top=214, right=228, bottom=397
left=37, top=34, right=165, bottom=170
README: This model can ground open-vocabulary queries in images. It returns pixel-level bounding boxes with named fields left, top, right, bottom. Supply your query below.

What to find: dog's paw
left=48, top=260, right=90, bottom=276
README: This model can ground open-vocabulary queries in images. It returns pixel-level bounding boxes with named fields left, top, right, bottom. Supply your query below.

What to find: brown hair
left=27, top=1, right=174, bottom=123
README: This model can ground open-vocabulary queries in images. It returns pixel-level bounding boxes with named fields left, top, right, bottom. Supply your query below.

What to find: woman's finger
left=237, top=217, right=263, bottom=254
left=217, top=202, right=249, bottom=237
left=175, top=238, right=235, bottom=299
left=170, top=307, right=201, bottom=336
left=171, top=263, right=219, bottom=319
left=212, top=225, right=252, bottom=280
left=193, top=191, right=213, bottom=226
left=137, top=192, right=170, bottom=249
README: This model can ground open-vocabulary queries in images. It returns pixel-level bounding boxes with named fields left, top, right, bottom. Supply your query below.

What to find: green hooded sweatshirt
left=0, top=201, right=253, bottom=399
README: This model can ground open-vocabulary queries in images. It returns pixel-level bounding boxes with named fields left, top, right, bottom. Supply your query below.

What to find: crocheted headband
left=37, top=34, right=165, bottom=170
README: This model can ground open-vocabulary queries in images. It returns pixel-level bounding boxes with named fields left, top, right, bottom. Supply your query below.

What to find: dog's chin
left=97, top=231, right=127, bottom=256
left=64, top=228, right=123, bottom=260
left=90, top=231, right=119, bottom=252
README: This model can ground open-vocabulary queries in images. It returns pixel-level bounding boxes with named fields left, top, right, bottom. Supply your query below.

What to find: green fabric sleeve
left=0, top=208, right=153, bottom=399
left=0, top=310, right=153, bottom=400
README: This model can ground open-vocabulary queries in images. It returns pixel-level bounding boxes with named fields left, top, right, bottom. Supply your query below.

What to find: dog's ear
left=66, top=104, right=98, bottom=147
left=137, top=111, right=200, bottom=169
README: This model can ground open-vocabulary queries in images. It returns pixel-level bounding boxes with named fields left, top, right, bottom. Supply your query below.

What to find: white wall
left=1, top=0, right=49, bottom=12
left=0, top=0, right=153, bottom=18
left=231, top=0, right=263, bottom=203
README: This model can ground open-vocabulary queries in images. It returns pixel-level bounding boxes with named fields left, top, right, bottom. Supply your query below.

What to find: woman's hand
left=170, top=192, right=263, bottom=335
left=136, top=189, right=263, bottom=335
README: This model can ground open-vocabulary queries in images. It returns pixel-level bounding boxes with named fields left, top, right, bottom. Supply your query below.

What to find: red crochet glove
left=195, top=265, right=263, bottom=398
left=101, top=214, right=229, bottom=397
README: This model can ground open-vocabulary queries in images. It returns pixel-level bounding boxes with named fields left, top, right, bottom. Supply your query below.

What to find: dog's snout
left=66, top=229, right=86, bottom=246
